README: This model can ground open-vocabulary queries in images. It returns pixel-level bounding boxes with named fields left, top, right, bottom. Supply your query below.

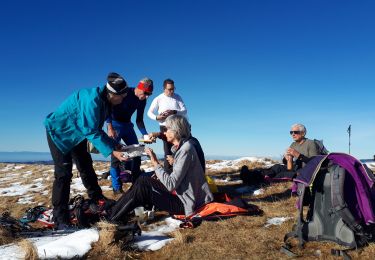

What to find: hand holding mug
left=166, top=155, right=174, bottom=166
left=287, top=148, right=300, bottom=158
left=145, top=147, right=159, bottom=167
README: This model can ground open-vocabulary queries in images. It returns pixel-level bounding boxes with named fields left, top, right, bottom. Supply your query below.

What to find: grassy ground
left=1, top=161, right=375, bottom=259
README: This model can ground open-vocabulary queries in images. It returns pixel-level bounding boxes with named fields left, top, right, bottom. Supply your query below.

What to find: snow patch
left=253, top=189, right=264, bottom=195
left=22, top=170, right=33, bottom=176
left=206, top=157, right=274, bottom=171
left=0, top=175, right=14, bottom=183
left=0, top=164, right=16, bottom=172
left=133, top=231, right=174, bottom=251
left=36, top=228, right=99, bottom=259
left=0, top=182, right=35, bottom=196
left=265, top=217, right=292, bottom=227
left=235, top=186, right=264, bottom=195
left=133, top=217, right=182, bottom=251
left=18, top=195, right=34, bottom=204
left=101, top=185, right=113, bottom=191
left=70, top=178, right=86, bottom=192
left=0, top=228, right=99, bottom=259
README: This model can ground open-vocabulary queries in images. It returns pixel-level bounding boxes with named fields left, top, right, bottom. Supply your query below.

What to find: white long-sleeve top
left=147, top=93, right=188, bottom=125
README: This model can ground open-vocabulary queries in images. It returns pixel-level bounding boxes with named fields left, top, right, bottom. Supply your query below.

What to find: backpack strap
left=331, top=248, right=352, bottom=260
left=313, top=139, right=329, bottom=155
left=330, top=164, right=371, bottom=247
left=280, top=244, right=298, bottom=257
left=283, top=183, right=307, bottom=248
left=281, top=183, right=307, bottom=257
left=330, top=165, right=372, bottom=249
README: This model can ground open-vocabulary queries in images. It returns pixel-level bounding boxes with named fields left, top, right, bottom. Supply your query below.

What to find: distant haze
left=0, top=151, right=244, bottom=163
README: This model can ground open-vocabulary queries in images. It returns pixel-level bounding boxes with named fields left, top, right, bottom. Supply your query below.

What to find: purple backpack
left=283, top=153, right=375, bottom=258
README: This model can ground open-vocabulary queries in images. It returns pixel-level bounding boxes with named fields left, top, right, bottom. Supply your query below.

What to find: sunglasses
left=290, top=131, right=302, bottom=135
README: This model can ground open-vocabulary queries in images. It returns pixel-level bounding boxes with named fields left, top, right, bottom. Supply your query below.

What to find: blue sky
left=0, top=0, right=374, bottom=159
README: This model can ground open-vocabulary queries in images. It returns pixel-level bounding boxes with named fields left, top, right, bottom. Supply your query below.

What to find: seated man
left=241, top=123, right=328, bottom=185
left=109, top=115, right=213, bottom=222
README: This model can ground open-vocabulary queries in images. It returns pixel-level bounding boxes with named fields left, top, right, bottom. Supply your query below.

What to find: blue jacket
left=44, top=86, right=116, bottom=157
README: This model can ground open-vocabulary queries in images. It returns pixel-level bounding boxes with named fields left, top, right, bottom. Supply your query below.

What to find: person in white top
left=147, top=78, right=187, bottom=173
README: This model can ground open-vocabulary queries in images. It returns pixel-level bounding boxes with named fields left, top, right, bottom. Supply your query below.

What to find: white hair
left=291, top=123, right=306, bottom=134
left=165, top=115, right=191, bottom=141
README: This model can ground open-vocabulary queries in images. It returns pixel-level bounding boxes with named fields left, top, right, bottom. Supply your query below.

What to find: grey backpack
left=314, top=139, right=329, bottom=155
left=283, top=163, right=373, bottom=258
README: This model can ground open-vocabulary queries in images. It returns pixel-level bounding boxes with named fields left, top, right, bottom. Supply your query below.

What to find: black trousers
left=261, top=164, right=297, bottom=179
left=110, top=176, right=184, bottom=221
left=240, top=164, right=296, bottom=186
left=160, top=126, right=173, bottom=174
left=47, top=132, right=103, bottom=225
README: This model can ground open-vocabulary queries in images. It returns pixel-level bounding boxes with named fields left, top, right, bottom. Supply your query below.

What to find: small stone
left=314, top=250, right=321, bottom=256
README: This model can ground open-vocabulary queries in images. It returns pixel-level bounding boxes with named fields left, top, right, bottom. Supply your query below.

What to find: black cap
left=106, top=72, right=128, bottom=95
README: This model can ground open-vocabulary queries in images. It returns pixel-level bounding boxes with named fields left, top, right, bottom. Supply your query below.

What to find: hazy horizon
left=0, top=151, right=250, bottom=163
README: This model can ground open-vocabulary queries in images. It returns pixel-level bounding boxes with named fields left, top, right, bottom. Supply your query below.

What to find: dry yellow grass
left=1, top=162, right=375, bottom=259
left=18, top=239, right=38, bottom=260
left=0, top=226, right=15, bottom=245
left=87, top=221, right=128, bottom=259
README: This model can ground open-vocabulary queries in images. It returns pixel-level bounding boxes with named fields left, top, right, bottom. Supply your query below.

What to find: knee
left=54, top=172, right=73, bottom=183
left=75, top=161, right=95, bottom=174
left=55, top=162, right=73, bottom=178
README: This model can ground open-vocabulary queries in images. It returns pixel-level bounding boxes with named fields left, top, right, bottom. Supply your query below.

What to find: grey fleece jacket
left=290, top=138, right=320, bottom=168
left=155, top=139, right=214, bottom=216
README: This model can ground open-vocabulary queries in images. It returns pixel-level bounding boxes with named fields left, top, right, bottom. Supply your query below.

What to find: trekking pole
left=347, top=125, right=351, bottom=154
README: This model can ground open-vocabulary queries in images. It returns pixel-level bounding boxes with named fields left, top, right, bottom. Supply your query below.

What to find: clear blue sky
left=0, top=0, right=374, bottom=159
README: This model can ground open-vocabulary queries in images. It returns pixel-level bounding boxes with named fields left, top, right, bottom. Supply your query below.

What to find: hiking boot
left=90, top=197, right=117, bottom=214
left=240, top=166, right=265, bottom=186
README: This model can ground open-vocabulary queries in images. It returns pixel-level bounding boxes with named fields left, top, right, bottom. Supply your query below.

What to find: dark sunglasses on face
left=290, top=131, right=301, bottom=135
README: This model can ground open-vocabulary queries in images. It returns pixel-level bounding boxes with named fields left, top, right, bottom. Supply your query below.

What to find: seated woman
left=110, top=115, right=213, bottom=221
left=147, top=128, right=206, bottom=173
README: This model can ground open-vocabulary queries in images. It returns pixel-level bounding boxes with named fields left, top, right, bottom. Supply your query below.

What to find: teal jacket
left=44, top=86, right=116, bottom=157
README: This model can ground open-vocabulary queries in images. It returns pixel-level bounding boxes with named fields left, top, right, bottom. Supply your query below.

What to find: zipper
left=307, top=154, right=329, bottom=192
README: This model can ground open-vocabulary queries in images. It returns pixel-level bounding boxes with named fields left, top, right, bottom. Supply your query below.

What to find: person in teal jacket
left=44, top=72, right=129, bottom=230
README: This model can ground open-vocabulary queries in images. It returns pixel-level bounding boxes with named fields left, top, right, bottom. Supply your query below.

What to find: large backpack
left=313, top=139, right=329, bottom=155
left=283, top=153, right=375, bottom=258
left=19, top=195, right=116, bottom=228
